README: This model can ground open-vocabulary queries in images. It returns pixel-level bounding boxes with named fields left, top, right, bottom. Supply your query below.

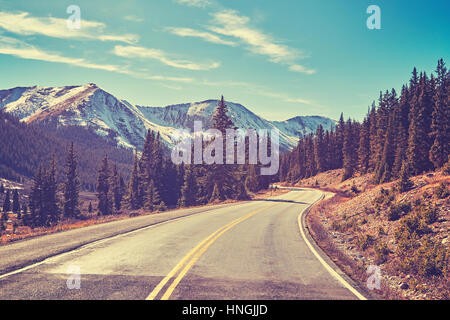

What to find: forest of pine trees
left=0, top=95, right=276, bottom=234
left=3, top=59, right=446, bottom=233
left=279, top=59, right=449, bottom=184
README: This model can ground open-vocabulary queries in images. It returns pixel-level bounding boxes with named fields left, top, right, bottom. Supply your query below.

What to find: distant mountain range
left=0, top=83, right=335, bottom=151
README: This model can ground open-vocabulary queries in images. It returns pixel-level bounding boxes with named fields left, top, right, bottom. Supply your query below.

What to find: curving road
left=0, top=188, right=362, bottom=300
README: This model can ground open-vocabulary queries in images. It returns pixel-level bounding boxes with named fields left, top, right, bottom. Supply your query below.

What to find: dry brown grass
left=303, top=170, right=449, bottom=300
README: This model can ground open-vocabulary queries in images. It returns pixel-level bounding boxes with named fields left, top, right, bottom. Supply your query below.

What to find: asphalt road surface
left=0, top=188, right=362, bottom=300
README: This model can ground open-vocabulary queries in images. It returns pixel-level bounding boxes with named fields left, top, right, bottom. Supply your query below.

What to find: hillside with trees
left=280, top=59, right=449, bottom=185
left=0, top=111, right=133, bottom=189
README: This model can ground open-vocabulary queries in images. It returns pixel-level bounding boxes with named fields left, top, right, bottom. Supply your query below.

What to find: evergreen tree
left=22, top=205, right=30, bottom=226
left=314, top=125, right=326, bottom=172
left=63, top=142, right=80, bottom=218
left=145, top=179, right=166, bottom=211
left=180, top=165, right=197, bottom=207
left=127, top=150, right=140, bottom=210
left=43, top=158, right=59, bottom=226
left=112, top=165, right=124, bottom=211
left=29, top=166, right=43, bottom=227
left=358, top=116, right=370, bottom=174
left=374, top=113, right=395, bottom=183
left=2, top=189, right=10, bottom=213
left=245, top=165, right=260, bottom=193
left=429, top=59, right=449, bottom=168
left=406, top=73, right=434, bottom=175
left=398, top=161, right=414, bottom=193
left=368, top=102, right=378, bottom=171
left=12, top=189, right=20, bottom=213
left=392, top=85, right=410, bottom=177
left=335, top=113, right=345, bottom=168
left=206, top=96, right=241, bottom=201
left=96, top=155, right=112, bottom=216
left=88, top=202, right=93, bottom=214
left=0, top=183, right=4, bottom=195
left=342, top=119, right=357, bottom=181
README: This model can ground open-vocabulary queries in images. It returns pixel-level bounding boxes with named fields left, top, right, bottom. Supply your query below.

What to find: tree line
left=279, top=59, right=449, bottom=185
left=1, top=96, right=275, bottom=231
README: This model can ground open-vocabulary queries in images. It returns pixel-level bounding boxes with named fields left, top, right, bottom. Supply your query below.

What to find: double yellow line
left=146, top=205, right=274, bottom=300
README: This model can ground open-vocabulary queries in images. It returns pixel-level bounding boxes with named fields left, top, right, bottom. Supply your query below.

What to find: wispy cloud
left=207, top=9, right=315, bottom=75
left=200, top=79, right=314, bottom=105
left=166, top=27, right=236, bottom=46
left=175, top=0, right=211, bottom=8
left=124, top=15, right=144, bottom=23
left=288, top=64, right=316, bottom=75
left=0, top=11, right=139, bottom=44
left=113, top=45, right=220, bottom=71
left=0, top=36, right=192, bottom=82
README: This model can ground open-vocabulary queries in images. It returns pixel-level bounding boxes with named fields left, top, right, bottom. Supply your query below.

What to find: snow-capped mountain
left=0, top=84, right=335, bottom=151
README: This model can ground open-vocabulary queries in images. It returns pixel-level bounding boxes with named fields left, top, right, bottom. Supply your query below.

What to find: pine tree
left=429, top=59, right=449, bottom=168
left=145, top=179, right=165, bottom=211
left=407, top=73, right=434, bottom=175
left=398, top=161, right=413, bottom=192
left=88, top=202, right=93, bottom=214
left=43, top=158, right=59, bottom=226
left=12, top=189, right=20, bottom=213
left=206, top=96, right=240, bottom=201
left=22, top=205, right=30, bottom=226
left=112, top=165, right=124, bottom=212
left=2, top=189, right=11, bottom=213
left=392, top=85, right=410, bottom=177
left=358, top=116, right=370, bottom=174
left=127, top=150, right=140, bottom=210
left=245, top=165, right=260, bottom=193
left=29, top=166, right=43, bottom=227
left=180, top=165, right=197, bottom=207
left=0, top=183, right=4, bottom=195
left=63, top=142, right=80, bottom=218
left=342, top=119, right=357, bottom=181
left=314, top=125, right=326, bottom=172
left=335, top=113, right=345, bottom=168
left=96, top=155, right=112, bottom=216
left=374, top=113, right=395, bottom=183
left=368, top=102, right=378, bottom=171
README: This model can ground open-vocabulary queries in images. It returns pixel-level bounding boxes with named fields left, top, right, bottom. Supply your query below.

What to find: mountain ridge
left=0, top=83, right=336, bottom=151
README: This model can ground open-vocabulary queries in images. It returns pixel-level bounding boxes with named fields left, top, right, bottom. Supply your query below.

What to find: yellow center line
left=146, top=204, right=275, bottom=300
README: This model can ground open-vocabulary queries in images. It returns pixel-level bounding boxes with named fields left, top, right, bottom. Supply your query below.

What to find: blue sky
left=0, top=0, right=448, bottom=121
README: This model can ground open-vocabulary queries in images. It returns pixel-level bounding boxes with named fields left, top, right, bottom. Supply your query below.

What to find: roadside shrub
left=388, top=202, right=411, bottom=221
left=399, top=238, right=447, bottom=278
left=331, top=220, right=342, bottom=231
left=435, top=182, right=449, bottom=199
left=358, top=234, right=375, bottom=251
left=403, top=214, right=431, bottom=236
left=421, top=205, right=439, bottom=224
left=415, top=239, right=447, bottom=277
left=351, top=184, right=359, bottom=194
left=374, top=188, right=391, bottom=205
left=374, top=241, right=389, bottom=264
left=443, top=157, right=450, bottom=175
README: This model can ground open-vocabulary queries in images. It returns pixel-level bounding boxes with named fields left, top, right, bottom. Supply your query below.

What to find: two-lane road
left=0, top=188, right=362, bottom=300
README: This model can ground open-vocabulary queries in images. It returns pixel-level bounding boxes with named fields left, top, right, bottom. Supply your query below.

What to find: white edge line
left=297, top=192, right=368, bottom=300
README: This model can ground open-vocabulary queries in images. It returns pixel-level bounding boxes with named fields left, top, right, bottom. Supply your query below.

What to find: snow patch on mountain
left=0, top=84, right=335, bottom=151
